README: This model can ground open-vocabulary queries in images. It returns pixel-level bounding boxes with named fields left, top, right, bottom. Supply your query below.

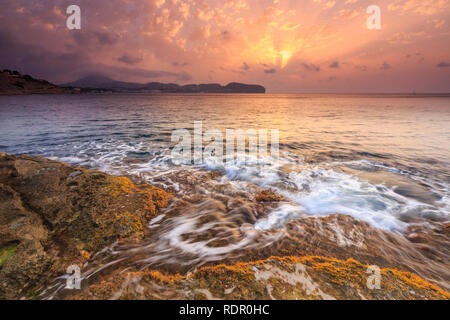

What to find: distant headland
left=0, top=69, right=73, bottom=95
left=0, top=70, right=265, bottom=95
left=61, top=75, right=266, bottom=94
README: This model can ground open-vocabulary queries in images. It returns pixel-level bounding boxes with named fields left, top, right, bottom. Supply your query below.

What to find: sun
left=279, top=50, right=293, bottom=68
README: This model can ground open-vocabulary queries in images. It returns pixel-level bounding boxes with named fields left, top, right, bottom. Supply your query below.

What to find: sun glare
left=279, top=50, right=293, bottom=68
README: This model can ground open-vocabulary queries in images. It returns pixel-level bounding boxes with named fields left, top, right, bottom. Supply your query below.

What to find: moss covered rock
left=67, top=255, right=449, bottom=300
left=0, top=153, right=171, bottom=299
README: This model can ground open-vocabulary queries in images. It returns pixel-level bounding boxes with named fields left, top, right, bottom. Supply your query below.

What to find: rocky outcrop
left=223, top=82, right=265, bottom=93
left=0, top=153, right=171, bottom=299
left=0, top=153, right=448, bottom=300
left=66, top=255, right=449, bottom=300
left=0, top=70, right=75, bottom=95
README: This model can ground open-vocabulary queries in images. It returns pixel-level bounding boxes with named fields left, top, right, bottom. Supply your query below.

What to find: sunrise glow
left=0, top=0, right=449, bottom=92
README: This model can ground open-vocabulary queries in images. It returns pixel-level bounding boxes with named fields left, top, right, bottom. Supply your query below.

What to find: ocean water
left=1, top=93, right=449, bottom=227
left=1, top=93, right=449, bottom=295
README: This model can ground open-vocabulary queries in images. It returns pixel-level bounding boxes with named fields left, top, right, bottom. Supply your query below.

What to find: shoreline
left=0, top=153, right=448, bottom=300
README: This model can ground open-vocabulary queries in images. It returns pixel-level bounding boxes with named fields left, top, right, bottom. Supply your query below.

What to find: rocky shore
left=0, top=71, right=266, bottom=95
left=66, top=255, right=449, bottom=300
left=0, top=153, right=448, bottom=300
left=0, top=153, right=171, bottom=298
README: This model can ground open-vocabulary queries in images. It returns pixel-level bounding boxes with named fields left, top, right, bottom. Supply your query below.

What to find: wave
left=33, top=140, right=449, bottom=232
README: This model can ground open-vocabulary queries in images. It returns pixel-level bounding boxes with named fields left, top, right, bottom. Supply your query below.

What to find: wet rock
left=47, top=211, right=449, bottom=300
left=255, top=189, right=283, bottom=202
left=255, top=189, right=284, bottom=202
left=66, top=255, right=449, bottom=300
left=1, top=153, right=448, bottom=300
left=0, top=153, right=172, bottom=299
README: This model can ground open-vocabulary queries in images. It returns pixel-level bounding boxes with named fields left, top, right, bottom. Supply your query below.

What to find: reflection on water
left=0, top=93, right=449, bottom=297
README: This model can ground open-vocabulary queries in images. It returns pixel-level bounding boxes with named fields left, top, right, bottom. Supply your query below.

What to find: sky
left=1, top=0, right=449, bottom=93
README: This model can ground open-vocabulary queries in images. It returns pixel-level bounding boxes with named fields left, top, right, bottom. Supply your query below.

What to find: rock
left=255, top=189, right=283, bottom=202
left=66, top=255, right=449, bottom=300
left=0, top=153, right=172, bottom=299
left=1, top=153, right=448, bottom=300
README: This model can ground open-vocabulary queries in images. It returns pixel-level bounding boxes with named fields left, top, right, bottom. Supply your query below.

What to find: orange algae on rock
left=383, top=268, right=449, bottom=299
left=141, top=270, right=186, bottom=284
left=0, top=153, right=172, bottom=299
left=192, top=256, right=449, bottom=300
left=107, top=176, right=173, bottom=218
left=114, top=212, right=144, bottom=237
left=255, top=189, right=283, bottom=202
left=66, top=255, right=450, bottom=300
left=108, top=176, right=135, bottom=196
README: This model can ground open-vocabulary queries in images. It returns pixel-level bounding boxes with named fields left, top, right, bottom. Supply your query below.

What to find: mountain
left=61, top=75, right=144, bottom=90
left=0, top=70, right=74, bottom=95
left=61, top=75, right=266, bottom=93
left=0, top=72, right=266, bottom=95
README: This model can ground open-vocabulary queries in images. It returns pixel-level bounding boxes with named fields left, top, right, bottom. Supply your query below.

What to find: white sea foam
left=202, top=153, right=284, bottom=187
left=50, top=142, right=449, bottom=232
left=255, top=204, right=304, bottom=230
left=280, top=169, right=414, bottom=230
left=215, top=155, right=448, bottom=231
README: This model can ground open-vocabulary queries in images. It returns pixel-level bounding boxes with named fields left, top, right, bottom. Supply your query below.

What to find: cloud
left=405, top=52, right=422, bottom=58
left=388, top=0, right=450, bottom=15
left=302, top=63, right=321, bottom=72
left=172, top=62, right=190, bottom=67
left=325, top=1, right=336, bottom=9
left=95, top=32, right=120, bottom=46
left=240, top=62, right=250, bottom=71
left=436, top=61, right=450, bottom=67
left=117, top=54, right=142, bottom=65
left=387, top=31, right=428, bottom=44
left=72, top=32, right=120, bottom=48
left=337, top=9, right=359, bottom=19
left=1, top=0, right=450, bottom=92
left=0, top=30, right=191, bottom=83
left=380, top=62, right=392, bottom=70
left=329, top=61, right=339, bottom=68
left=431, top=18, right=446, bottom=29
left=355, top=65, right=368, bottom=71
left=264, top=68, right=277, bottom=74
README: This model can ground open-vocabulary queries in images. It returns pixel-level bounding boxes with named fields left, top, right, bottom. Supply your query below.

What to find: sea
left=1, top=93, right=449, bottom=296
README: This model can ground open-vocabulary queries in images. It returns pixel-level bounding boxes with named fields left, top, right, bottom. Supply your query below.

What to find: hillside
left=0, top=70, right=74, bottom=95
left=62, top=75, right=266, bottom=93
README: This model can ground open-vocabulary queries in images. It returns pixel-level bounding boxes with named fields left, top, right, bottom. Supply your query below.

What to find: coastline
left=0, top=71, right=266, bottom=96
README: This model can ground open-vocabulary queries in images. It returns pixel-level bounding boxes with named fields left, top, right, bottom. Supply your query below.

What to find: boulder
left=0, top=153, right=172, bottom=299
